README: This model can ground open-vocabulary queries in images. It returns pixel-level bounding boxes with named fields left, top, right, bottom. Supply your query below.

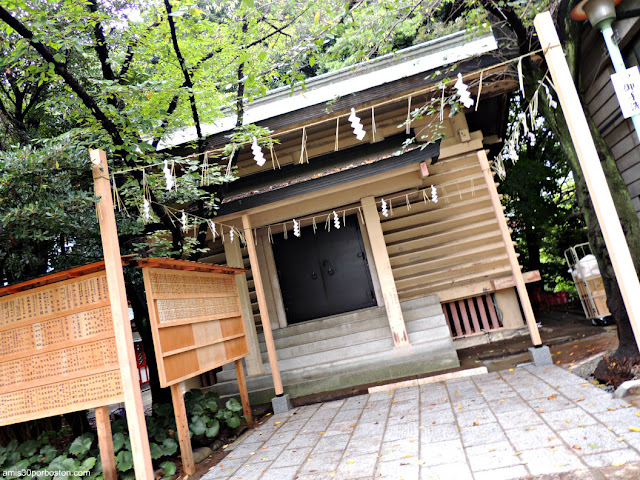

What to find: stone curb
left=367, top=366, right=488, bottom=393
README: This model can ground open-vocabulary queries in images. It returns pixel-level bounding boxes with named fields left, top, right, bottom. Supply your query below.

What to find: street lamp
left=571, top=0, right=640, bottom=142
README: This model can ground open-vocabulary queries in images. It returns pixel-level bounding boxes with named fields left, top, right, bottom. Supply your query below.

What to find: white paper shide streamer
left=163, top=159, right=175, bottom=191
left=142, top=198, right=151, bottom=223
left=293, top=219, right=301, bottom=237
left=454, top=73, right=474, bottom=109
left=252, top=137, right=266, bottom=166
left=333, top=211, right=341, bottom=229
left=348, top=108, right=366, bottom=140
left=381, top=198, right=389, bottom=217
left=181, top=210, right=187, bottom=232
left=229, top=227, right=235, bottom=243
left=431, top=185, right=438, bottom=203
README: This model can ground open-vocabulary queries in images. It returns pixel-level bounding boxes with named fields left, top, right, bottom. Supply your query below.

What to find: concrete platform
left=202, top=365, right=640, bottom=480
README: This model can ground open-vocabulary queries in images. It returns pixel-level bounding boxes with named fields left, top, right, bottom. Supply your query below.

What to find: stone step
left=209, top=333, right=458, bottom=402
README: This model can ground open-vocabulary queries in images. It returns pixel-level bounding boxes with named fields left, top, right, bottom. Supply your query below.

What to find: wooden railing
left=442, top=294, right=502, bottom=338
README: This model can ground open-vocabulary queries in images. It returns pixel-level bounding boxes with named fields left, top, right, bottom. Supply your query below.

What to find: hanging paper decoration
left=207, top=219, right=217, bottom=239
left=181, top=210, right=187, bottom=232
left=142, top=198, right=151, bottom=223
left=229, top=227, right=235, bottom=243
left=163, top=159, right=175, bottom=191
left=542, top=82, right=558, bottom=109
left=333, top=211, right=341, bottom=229
left=348, top=108, right=366, bottom=141
left=431, top=185, right=438, bottom=203
left=293, top=219, right=301, bottom=237
left=454, top=73, right=474, bottom=109
left=381, top=198, right=389, bottom=217
left=251, top=137, right=266, bottom=167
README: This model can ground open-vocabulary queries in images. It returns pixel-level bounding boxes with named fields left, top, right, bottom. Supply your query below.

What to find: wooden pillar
left=90, top=149, right=154, bottom=479
left=224, top=238, right=265, bottom=376
left=95, top=406, right=117, bottom=480
left=170, top=384, right=195, bottom=476
left=535, top=11, right=640, bottom=351
left=360, top=196, right=410, bottom=347
left=477, top=149, right=542, bottom=346
left=235, top=359, right=253, bottom=425
left=242, top=215, right=284, bottom=395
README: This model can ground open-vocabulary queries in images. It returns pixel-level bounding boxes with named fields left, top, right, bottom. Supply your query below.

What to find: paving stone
left=225, top=441, right=267, bottom=459
left=449, top=396, right=488, bottom=411
left=277, top=417, right=309, bottom=432
left=287, top=432, right=322, bottom=449
left=504, top=423, right=563, bottom=451
left=420, top=461, right=473, bottom=480
left=460, top=422, right=508, bottom=447
left=419, top=439, right=465, bottom=466
left=455, top=408, right=496, bottom=427
left=332, top=408, right=364, bottom=423
left=529, top=394, right=576, bottom=412
left=369, top=391, right=395, bottom=401
left=559, top=424, right=622, bottom=452
left=264, top=429, right=300, bottom=446
left=319, top=399, right=346, bottom=410
left=376, top=459, right=420, bottom=479
left=379, top=438, right=419, bottom=462
left=495, top=408, right=545, bottom=429
left=383, top=420, right=419, bottom=442
left=245, top=443, right=287, bottom=463
left=269, top=446, right=313, bottom=469
left=420, top=422, right=460, bottom=443
left=421, top=407, right=455, bottom=425
left=393, top=386, right=420, bottom=400
left=465, top=440, right=520, bottom=471
left=303, top=418, right=334, bottom=431
left=228, top=460, right=272, bottom=480
left=323, top=420, right=356, bottom=436
left=541, top=407, right=599, bottom=431
left=343, top=437, right=382, bottom=457
left=342, top=394, right=368, bottom=409
left=335, top=453, right=378, bottom=478
left=581, top=448, right=640, bottom=467
left=472, top=465, right=529, bottom=480
left=311, top=433, right=351, bottom=453
left=518, top=446, right=585, bottom=475
left=259, top=466, right=299, bottom=480
left=297, top=451, right=342, bottom=475
left=352, top=419, right=386, bottom=438
left=591, top=407, right=640, bottom=435
left=489, top=397, right=532, bottom=414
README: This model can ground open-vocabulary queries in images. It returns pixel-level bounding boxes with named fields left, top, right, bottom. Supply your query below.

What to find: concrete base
left=528, top=345, right=553, bottom=366
left=272, top=394, right=292, bottom=414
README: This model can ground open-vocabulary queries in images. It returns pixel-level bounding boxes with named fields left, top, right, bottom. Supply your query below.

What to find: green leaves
left=68, top=433, right=94, bottom=456
left=226, top=398, right=243, bottom=413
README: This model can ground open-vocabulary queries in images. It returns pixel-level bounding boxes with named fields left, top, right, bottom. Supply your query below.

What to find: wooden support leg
left=95, top=406, right=117, bottom=480
left=235, top=359, right=253, bottom=425
left=171, top=384, right=195, bottom=476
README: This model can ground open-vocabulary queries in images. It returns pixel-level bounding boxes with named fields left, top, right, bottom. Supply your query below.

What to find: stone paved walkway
left=202, top=365, right=640, bottom=480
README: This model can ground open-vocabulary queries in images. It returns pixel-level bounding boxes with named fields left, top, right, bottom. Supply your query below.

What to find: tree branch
left=87, top=0, right=117, bottom=82
left=164, top=0, right=203, bottom=142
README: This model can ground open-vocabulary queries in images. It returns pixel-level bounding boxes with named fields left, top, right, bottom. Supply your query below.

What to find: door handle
left=322, top=259, right=335, bottom=276
left=311, top=272, right=318, bottom=280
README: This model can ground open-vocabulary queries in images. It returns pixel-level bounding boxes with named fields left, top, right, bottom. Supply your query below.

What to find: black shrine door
left=272, top=215, right=377, bottom=324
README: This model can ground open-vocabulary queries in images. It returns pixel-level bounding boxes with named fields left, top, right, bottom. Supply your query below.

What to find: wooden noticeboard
left=136, top=258, right=249, bottom=387
left=134, top=257, right=252, bottom=475
left=0, top=262, right=123, bottom=426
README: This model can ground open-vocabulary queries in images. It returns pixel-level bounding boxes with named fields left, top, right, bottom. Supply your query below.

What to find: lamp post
left=572, top=0, right=640, bottom=142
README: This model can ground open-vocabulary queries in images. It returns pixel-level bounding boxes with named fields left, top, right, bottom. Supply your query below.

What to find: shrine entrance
left=271, top=215, right=377, bottom=324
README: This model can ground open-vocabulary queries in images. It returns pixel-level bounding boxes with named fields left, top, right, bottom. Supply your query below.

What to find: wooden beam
left=235, top=359, right=253, bottom=425
left=476, top=149, right=541, bottom=346
left=361, top=196, right=410, bottom=347
left=224, top=238, right=265, bottom=377
left=491, top=270, right=541, bottom=290
left=242, top=215, right=284, bottom=395
left=535, top=11, right=640, bottom=351
left=170, top=384, right=195, bottom=476
left=90, top=149, right=154, bottom=479
left=95, top=406, right=116, bottom=480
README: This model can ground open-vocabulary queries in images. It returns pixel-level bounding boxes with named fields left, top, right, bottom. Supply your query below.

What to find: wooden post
left=477, top=149, right=542, bottom=346
left=235, top=359, right=253, bottom=425
left=535, top=12, right=640, bottom=350
left=360, top=196, right=410, bottom=347
left=95, top=406, right=117, bottom=480
left=242, top=215, right=284, bottom=395
left=90, top=149, right=154, bottom=479
left=224, top=238, right=265, bottom=376
left=170, top=384, right=195, bottom=476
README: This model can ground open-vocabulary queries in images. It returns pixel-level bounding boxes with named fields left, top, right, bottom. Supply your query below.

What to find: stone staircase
left=206, top=295, right=459, bottom=404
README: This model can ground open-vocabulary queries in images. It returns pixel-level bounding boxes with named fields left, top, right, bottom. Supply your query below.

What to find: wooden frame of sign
left=134, top=257, right=253, bottom=475
left=0, top=261, right=126, bottom=480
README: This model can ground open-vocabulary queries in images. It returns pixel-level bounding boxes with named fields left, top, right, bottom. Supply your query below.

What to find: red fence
left=442, top=294, right=502, bottom=338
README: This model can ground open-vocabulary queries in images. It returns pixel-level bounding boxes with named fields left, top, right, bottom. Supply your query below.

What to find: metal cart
left=564, top=243, right=610, bottom=325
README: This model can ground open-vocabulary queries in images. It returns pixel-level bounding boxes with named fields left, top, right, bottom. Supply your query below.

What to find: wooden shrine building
left=163, top=30, right=541, bottom=403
